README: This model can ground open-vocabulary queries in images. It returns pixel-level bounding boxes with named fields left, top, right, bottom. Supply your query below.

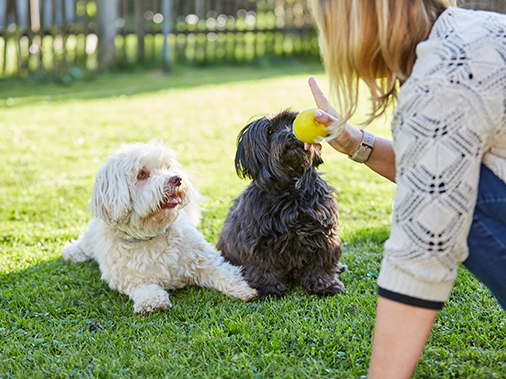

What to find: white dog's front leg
left=209, top=263, right=258, bottom=301
left=62, top=240, right=93, bottom=263
left=194, top=248, right=258, bottom=301
left=127, top=284, right=172, bottom=315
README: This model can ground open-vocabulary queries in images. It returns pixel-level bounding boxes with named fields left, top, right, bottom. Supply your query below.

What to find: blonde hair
left=311, top=0, right=457, bottom=125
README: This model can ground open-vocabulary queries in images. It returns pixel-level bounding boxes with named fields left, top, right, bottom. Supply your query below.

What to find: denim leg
left=464, top=164, right=506, bottom=311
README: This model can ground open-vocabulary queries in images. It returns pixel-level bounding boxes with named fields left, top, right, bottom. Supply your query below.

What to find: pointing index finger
left=308, top=76, right=331, bottom=111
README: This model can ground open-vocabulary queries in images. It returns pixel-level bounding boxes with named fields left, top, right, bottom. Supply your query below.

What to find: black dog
left=217, top=110, right=345, bottom=300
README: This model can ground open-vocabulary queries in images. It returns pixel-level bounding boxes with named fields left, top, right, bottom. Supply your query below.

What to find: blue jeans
left=464, top=164, right=506, bottom=311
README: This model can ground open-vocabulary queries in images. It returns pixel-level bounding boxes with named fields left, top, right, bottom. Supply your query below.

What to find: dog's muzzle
left=160, top=175, right=183, bottom=209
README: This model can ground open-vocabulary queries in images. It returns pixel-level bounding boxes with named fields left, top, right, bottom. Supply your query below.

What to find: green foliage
left=1, top=64, right=505, bottom=378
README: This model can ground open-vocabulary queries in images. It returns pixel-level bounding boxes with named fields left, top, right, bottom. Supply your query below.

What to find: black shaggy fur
left=217, top=110, right=345, bottom=300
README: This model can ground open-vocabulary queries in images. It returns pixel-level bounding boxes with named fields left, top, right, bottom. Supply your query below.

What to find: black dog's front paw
left=257, top=283, right=288, bottom=301
left=337, top=263, right=347, bottom=275
left=316, top=279, right=344, bottom=297
left=304, top=276, right=344, bottom=297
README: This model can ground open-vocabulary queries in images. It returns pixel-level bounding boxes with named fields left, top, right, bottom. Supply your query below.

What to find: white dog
left=62, top=140, right=257, bottom=314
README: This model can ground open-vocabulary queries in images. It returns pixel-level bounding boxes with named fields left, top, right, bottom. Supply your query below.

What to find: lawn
left=0, top=63, right=505, bottom=378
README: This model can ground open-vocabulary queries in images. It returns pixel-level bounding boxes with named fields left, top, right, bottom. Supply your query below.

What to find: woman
left=308, top=0, right=506, bottom=377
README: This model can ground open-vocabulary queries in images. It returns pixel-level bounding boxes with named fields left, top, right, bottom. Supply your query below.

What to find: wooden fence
left=0, top=0, right=504, bottom=79
left=459, top=0, right=506, bottom=12
left=0, top=0, right=316, bottom=78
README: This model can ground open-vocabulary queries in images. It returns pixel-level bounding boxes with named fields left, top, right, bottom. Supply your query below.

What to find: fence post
left=134, top=0, right=145, bottom=64
left=97, top=0, right=118, bottom=69
left=161, top=0, right=172, bottom=72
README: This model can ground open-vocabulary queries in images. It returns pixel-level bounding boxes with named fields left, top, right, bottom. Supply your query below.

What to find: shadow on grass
left=0, top=252, right=259, bottom=320
left=0, top=61, right=324, bottom=108
left=0, top=254, right=234, bottom=316
left=0, top=222, right=389, bottom=321
left=0, top=257, right=123, bottom=319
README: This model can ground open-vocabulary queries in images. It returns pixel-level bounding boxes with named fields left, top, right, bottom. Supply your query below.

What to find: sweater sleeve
left=376, top=7, right=506, bottom=305
left=377, top=76, right=485, bottom=304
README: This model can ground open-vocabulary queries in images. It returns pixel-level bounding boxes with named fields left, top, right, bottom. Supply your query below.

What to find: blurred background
left=0, top=0, right=505, bottom=82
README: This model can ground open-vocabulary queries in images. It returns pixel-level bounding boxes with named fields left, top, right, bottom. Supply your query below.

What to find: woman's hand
left=308, top=76, right=363, bottom=156
left=308, top=76, right=397, bottom=182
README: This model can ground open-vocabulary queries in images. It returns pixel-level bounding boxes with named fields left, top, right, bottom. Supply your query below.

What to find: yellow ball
left=293, top=108, right=328, bottom=144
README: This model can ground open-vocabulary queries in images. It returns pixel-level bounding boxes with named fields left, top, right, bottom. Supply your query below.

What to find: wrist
left=328, top=123, right=362, bottom=155
left=348, top=129, right=375, bottom=163
left=345, top=126, right=364, bottom=156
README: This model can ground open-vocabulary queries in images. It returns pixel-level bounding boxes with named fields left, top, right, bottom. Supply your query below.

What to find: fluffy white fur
left=62, top=140, right=256, bottom=314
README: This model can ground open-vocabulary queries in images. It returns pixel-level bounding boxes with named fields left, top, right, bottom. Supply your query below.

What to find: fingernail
left=314, top=110, right=322, bottom=117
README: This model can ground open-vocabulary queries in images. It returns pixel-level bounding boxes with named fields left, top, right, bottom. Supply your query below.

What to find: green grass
left=1, top=63, right=505, bottom=378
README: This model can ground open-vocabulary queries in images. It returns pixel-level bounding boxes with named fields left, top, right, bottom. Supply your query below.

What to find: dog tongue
left=168, top=195, right=181, bottom=205
left=161, top=195, right=181, bottom=209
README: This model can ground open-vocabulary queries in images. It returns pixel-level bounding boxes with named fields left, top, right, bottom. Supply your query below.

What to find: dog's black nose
left=168, top=175, right=182, bottom=187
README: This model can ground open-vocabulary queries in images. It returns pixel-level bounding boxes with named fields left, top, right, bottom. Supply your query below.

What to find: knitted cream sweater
left=377, top=7, right=506, bottom=303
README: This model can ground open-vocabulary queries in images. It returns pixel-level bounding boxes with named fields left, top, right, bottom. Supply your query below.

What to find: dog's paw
left=134, top=294, right=172, bottom=315
left=316, top=280, right=345, bottom=297
left=62, top=243, right=92, bottom=263
left=304, top=276, right=344, bottom=297
left=232, top=285, right=258, bottom=301
left=337, top=263, right=347, bottom=275
left=257, top=283, right=288, bottom=301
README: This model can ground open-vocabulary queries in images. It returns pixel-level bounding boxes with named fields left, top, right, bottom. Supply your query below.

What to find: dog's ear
left=235, top=124, right=254, bottom=180
left=90, top=158, right=132, bottom=225
left=235, top=117, right=276, bottom=181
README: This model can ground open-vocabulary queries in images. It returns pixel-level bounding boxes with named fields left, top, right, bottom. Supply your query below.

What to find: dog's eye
left=267, top=128, right=274, bottom=136
left=137, top=170, right=150, bottom=180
